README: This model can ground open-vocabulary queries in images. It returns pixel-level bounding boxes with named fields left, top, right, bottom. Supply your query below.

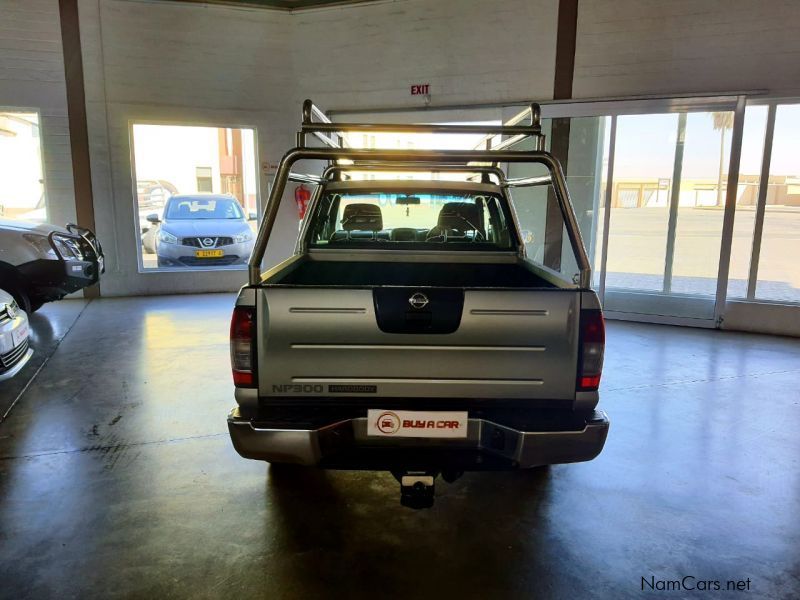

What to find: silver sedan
left=0, top=289, right=33, bottom=382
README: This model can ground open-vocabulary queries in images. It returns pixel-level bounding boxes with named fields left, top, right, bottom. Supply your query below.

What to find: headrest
left=341, top=203, right=383, bottom=232
left=437, top=202, right=484, bottom=232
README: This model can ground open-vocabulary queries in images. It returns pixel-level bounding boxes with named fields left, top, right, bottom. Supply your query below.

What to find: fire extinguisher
left=295, top=184, right=311, bottom=220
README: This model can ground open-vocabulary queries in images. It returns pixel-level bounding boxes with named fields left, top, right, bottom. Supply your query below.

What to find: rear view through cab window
left=308, top=190, right=515, bottom=250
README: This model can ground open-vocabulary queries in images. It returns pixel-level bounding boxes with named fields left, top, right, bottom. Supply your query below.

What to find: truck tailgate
left=257, top=287, right=580, bottom=401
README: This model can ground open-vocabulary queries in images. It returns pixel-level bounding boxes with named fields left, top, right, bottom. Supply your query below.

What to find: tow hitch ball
left=393, top=470, right=463, bottom=509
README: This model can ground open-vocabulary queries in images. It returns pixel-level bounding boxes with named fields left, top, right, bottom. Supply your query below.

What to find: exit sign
left=411, top=84, right=430, bottom=96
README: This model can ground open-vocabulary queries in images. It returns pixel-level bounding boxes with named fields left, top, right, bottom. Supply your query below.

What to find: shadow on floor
left=264, top=465, right=560, bottom=598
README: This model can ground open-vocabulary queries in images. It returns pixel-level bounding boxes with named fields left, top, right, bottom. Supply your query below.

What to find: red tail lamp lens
left=578, top=309, right=605, bottom=391
left=230, top=306, right=255, bottom=387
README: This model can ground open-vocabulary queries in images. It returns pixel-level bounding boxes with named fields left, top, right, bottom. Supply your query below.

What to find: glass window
left=0, top=111, right=45, bottom=222
left=562, top=116, right=612, bottom=275
left=727, top=106, right=769, bottom=298
left=756, top=103, right=800, bottom=303
left=195, top=167, right=213, bottom=192
left=670, top=111, right=733, bottom=296
left=508, top=161, right=583, bottom=284
left=164, top=196, right=244, bottom=220
left=507, top=116, right=609, bottom=288
left=308, top=190, right=514, bottom=251
left=605, top=113, right=678, bottom=292
left=131, top=123, right=258, bottom=270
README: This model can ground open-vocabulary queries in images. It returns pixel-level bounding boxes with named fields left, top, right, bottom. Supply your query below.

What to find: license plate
left=195, top=249, right=224, bottom=258
left=367, top=409, right=468, bottom=439
left=12, top=322, right=29, bottom=347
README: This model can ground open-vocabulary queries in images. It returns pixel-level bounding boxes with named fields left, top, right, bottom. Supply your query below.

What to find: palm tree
left=712, top=112, right=734, bottom=206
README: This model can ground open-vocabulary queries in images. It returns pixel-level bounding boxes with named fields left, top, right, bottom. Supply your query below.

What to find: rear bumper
left=227, top=407, right=609, bottom=470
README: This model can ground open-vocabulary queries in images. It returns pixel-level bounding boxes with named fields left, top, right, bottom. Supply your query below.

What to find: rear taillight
left=230, top=306, right=256, bottom=387
left=578, top=309, right=605, bottom=391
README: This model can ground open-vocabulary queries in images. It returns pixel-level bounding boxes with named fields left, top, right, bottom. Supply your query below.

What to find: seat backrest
left=341, top=203, right=383, bottom=231
left=437, top=202, right=484, bottom=234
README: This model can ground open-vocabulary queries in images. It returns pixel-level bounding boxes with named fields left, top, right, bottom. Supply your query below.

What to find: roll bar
left=252, top=100, right=590, bottom=288
left=299, top=99, right=545, bottom=150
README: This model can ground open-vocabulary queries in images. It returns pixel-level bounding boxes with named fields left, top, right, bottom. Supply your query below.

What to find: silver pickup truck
left=228, top=100, right=609, bottom=507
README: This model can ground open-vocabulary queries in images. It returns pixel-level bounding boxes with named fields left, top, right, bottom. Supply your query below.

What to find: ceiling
left=166, top=0, right=381, bottom=11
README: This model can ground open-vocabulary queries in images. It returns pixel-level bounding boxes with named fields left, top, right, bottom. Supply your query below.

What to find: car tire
left=6, top=284, right=32, bottom=314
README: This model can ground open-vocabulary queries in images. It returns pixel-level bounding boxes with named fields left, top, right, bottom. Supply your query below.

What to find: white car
left=0, top=289, right=32, bottom=382
left=0, top=219, right=104, bottom=313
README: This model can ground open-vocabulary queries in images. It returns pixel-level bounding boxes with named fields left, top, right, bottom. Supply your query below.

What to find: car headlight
left=54, top=237, right=84, bottom=260
left=233, top=231, right=252, bottom=244
left=22, top=233, right=57, bottom=258
left=158, top=230, right=178, bottom=244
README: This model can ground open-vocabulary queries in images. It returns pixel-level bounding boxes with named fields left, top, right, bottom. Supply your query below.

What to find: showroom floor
left=1, top=295, right=798, bottom=599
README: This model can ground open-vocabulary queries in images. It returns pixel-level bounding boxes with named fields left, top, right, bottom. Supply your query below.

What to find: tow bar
left=393, top=470, right=463, bottom=509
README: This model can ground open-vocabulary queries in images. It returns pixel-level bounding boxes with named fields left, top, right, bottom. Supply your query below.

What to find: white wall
left=574, top=0, right=800, bottom=99
left=0, top=0, right=76, bottom=228
left=292, top=0, right=558, bottom=110
left=78, top=0, right=296, bottom=295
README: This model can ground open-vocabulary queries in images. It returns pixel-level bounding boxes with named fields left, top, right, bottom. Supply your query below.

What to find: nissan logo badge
left=202, top=237, right=214, bottom=247
left=408, top=292, right=429, bottom=310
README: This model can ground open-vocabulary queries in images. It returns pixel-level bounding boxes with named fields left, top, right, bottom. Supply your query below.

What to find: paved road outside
left=599, top=206, right=799, bottom=301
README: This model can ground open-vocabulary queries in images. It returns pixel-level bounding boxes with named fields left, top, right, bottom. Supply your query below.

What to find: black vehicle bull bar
left=47, top=224, right=105, bottom=282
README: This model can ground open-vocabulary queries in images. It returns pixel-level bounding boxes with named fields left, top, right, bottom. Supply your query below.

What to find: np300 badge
left=272, top=384, right=324, bottom=393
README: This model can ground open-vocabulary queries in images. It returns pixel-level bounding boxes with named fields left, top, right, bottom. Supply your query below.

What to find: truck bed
left=268, top=259, right=556, bottom=288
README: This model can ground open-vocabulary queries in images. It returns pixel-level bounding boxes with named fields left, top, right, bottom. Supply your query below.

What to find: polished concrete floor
left=1, top=295, right=798, bottom=599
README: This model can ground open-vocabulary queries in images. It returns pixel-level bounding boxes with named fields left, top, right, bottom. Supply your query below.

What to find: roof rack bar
left=288, top=172, right=324, bottom=185
left=322, top=163, right=506, bottom=181
left=490, top=133, right=528, bottom=152
left=474, top=103, right=546, bottom=152
left=303, top=120, right=541, bottom=136
left=301, top=99, right=344, bottom=148
left=504, top=175, right=553, bottom=187
left=302, top=98, right=331, bottom=126
left=300, top=98, right=543, bottom=139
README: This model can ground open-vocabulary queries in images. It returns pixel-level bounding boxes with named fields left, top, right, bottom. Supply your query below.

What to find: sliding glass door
left=539, top=98, right=741, bottom=323
left=342, top=95, right=799, bottom=333
left=604, top=112, right=678, bottom=293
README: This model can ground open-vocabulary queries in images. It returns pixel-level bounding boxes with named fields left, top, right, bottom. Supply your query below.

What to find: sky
left=604, top=105, right=800, bottom=180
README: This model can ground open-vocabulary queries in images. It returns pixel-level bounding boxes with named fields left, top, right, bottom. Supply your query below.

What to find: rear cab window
left=306, top=183, right=518, bottom=251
